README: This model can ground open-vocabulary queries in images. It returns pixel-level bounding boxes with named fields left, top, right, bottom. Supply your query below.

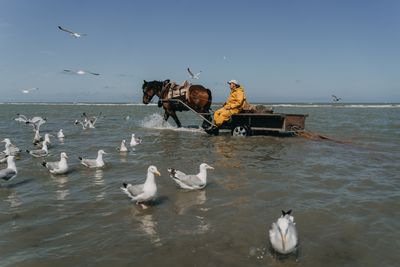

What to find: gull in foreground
left=58, top=26, right=87, bottom=38
left=0, top=156, right=17, bottom=181
left=168, top=163, right=213, bottom=190
left=64, top=69, right=99, bottom=76
left=22, top=87, right=39, bottom=94
left=117, top=140, right=129, bottom=152
left=26, top=141, right=49, bottom=158
left=130, top=133, right=142, bottom=146
left=79, top=150, right=106, bottom=168
left=187, top=67, right=202, bottom=79
left=269, top=210, right=298, bottom=254
left=42, top=152, right=69, bottom=175
left=121, top=165, right=161, bottom=206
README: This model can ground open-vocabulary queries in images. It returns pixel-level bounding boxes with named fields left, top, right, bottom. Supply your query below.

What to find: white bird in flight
left=58, top=26, right=87, bottom=38
left=22, top=87, right=39, bottom=94
left=187, top=68, right=202, bottom=79
left=64, top=69, right=100, bottom=76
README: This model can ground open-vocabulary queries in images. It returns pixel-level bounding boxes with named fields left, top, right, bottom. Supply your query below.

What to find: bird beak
left=1, top=139, right=5, bottom=143
left=65, top=155, right=69, bottom=159
left=208, top=166, right=214, bottom=170
left=155, top=170, right=161, bottom=176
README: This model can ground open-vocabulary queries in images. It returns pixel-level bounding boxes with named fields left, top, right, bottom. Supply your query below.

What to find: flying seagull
left=22, top=87, right=39, bottom=94
left=64, top=69, right=100, bottom=76
left=332, top=95, right=342, bottom=102
left=187, top=68, right=202, bottom=79
left=58, top=26, right=87, bottom=38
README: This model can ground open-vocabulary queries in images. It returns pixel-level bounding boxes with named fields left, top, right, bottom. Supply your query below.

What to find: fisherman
left=211, top=80, right=250, bottom=128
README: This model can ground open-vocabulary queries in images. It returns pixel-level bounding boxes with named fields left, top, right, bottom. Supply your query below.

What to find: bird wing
left=80, top=158, right=98, bottom=167
left=285, top=222, right=298, bottom=251
left=121, top=183, right=144, bottom=199
left=88, top=71, right=100, bottom=76
left=58, top=26, right=75, bottom=34
left=45, top=161, right=59, bottom=170
left=0, top=168, right=17, bottom=181
left=187, top=68, right=194, bottom=77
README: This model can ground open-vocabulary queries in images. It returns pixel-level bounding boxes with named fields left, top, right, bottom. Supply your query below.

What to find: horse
left=142, top=80, right=212, bottom=128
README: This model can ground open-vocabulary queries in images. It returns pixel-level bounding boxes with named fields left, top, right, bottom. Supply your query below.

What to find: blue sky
left=0, top=0, right=399, bottom=103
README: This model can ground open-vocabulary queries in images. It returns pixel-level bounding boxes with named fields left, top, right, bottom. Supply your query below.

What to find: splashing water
left=140, top=113, right=205, bottom=133
left=140, top=113, right=175, bottom=129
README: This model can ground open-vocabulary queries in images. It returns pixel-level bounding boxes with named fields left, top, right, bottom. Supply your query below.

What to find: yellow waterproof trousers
left=213, top=107, right=240, bottom=127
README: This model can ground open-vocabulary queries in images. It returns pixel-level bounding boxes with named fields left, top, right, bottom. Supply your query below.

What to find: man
left=213, top=80, right=249, bottom=128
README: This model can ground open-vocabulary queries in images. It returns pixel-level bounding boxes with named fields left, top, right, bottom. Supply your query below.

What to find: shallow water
left=0, top=103, right=399, bottom=267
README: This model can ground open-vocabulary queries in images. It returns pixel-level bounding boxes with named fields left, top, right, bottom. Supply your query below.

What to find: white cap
left=227, top=79, right=239, bottom=85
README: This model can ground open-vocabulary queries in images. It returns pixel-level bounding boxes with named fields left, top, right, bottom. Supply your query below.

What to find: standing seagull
left=42, top=152, right=69, bottom=175
left=121, top=165, right=161, bottom=205
left=168, top=163, right=214, bottom=190
left=269, top=210, right=298, bottom=254
left=22, top=87, right=39, bottom=94
left=0, top=156, right=18, bottom=181
left=187, top=68, right=202, bottom=79
left=79, top=150, right=107, bottom=168
left=58, top=26, right=87, bottom=38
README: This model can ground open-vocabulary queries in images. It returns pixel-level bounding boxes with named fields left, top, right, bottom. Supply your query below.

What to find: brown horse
left=142, top=80, right=212, bottom=128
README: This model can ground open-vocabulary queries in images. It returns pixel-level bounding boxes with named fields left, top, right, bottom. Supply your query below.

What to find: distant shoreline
left=1, top=102, right=399, bottom=108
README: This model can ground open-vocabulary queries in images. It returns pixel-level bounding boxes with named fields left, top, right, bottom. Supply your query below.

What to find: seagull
left=269, top=210, right=298, bottom=254
left=2, top=138, right=21, bottom=156
left=32, top=129, right=43, bottom=145
left=26, top=141, right=49, bottom=158
left=187, top=68, right=202, bottom=79
left=15, top=114, right=47, bottom=131
left=332, top=95, right=342, bottom=102
left=121, top=165, right=161, bottom=205
left=64, top=69, right=100, bottom=76
left=0, top=156, right=17, bottom=181
left=57, top=129, right=65, bottom=138
left=79, top=149, right=106, bottom=168
left=130, top=133, right=142, bottom=146
left=167, top=163, right=214, bottom=190
left=58, top=26, right=87, bottom=38
left=37, top=133, right=53, bottom=148
left=22, top=87, right=39, bottom=94
left=117, top=140, right=129, bottom=152
left=42, top=152, right=69, bottom=175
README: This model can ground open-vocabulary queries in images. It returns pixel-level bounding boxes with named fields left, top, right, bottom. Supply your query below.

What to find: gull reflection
left=51, top=174, right=69, bottom=201
left=5, top=190, right=22, bottom=209
left=131, top=207, right=162, bottom=246
left=94, top=169, right=105, bottom=201
left=174, top=190, right=207, bottom=215
left=94, top=169, right=104, bottom=185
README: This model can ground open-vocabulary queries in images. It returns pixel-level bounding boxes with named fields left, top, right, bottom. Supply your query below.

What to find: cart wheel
left=231, top=125, right=250, bottom=136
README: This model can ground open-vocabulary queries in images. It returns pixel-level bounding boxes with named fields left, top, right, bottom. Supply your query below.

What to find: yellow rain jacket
left=214, top=86, right=249, bottom=127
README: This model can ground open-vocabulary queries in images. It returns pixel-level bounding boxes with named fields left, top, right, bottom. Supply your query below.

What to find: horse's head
left=142, top=80, right=170, bottom=104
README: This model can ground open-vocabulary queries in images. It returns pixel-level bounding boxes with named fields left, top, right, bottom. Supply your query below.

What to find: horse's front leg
left=163, top=112, right=170, bottom=122
left=170, top=111, right=182, bottom=128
